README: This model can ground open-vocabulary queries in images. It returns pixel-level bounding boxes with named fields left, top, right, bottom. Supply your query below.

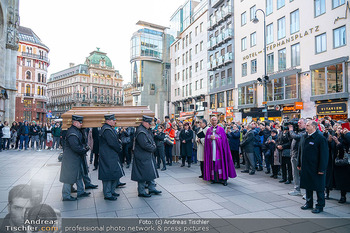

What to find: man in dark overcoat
left=98, top=114, right=124, bottom=201
left=60, top=115, right=91, bottom=201
left=298, top=120, right=328, bottom=213
left=131, top=115, right=162, bottom=197
left=92, top=127, right=100, bottom=170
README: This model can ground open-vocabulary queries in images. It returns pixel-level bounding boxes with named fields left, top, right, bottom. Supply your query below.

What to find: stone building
left=0, top=0, right=20, bottom=123
left=47, top=48, right=123, bottom=118
left=15, top=26, right=50, bottom=123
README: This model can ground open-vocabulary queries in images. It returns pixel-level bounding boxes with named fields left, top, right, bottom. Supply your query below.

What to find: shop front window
left=247, top=85, right=254, bottom=104
left=274, top=78, right=284, bottom=100
left=266, top=82, right=273, bottom=101
left=210, top=94, right=216, bottom=109
left=312, top=62, right=345, bottom=96
left=217, top=92, right=224, bottom=108
left=239, top=87, right=245, bottom=105
left=239, top=85, right=256, bottom=105
left=227, top=90, right=234, bottom=106
left=327, top=63, right=343, bottom=93
left=285, top=75, right=297, bottom=99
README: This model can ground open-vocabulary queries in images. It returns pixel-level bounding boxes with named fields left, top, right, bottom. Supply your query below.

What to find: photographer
left=288, top=118, right=307, bottom=196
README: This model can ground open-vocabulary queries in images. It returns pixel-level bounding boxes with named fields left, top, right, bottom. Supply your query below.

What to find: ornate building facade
left=15, top=26, right=50, bottom=123
left=47, top=48, right=123, bottom=118
left=0, top=0, right=20, bottom=123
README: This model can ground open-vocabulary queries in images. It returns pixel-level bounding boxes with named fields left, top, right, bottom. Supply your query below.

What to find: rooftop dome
left=85, top=48, right=113, bottom=68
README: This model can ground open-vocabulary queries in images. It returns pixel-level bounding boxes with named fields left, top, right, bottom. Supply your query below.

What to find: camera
left=283, top=119, right=299, bottom=132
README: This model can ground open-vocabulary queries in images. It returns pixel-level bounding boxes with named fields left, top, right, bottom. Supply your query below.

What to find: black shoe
left=180, top=164, right=185, bottom=167
left=63, top=196, right=77, bottom=201
left=166, top=163, right=170, bottom=165
left=249, top=171, right=255, bottom=175
left=241, top=170, right=249, bottom=173
left=104, top=196, right=117, bottom=201
left=77, top=192, right=91, bottom=198
left=90, top=161, right=92, bottom=164
left=93, top=168, right=97, bottom=171
left=312, top=208, right=323, bottom=214
left=169, top=163, right=172, bottom=166
left=149, top=190, right=162, bottom=195
left=198, top=175, right=203, bottom=178
left=188, top=164, right=191, bottom=168
left=284, top=180, right=291, bottom=184
left=265, top=171, right=271, bottom=174
left=338, top=197, right=346, bottom=204
left=138, top=193, right=151, bottom=198
left=112, top=193, right=120, bottom=197
left=301, top=204, right=313, bottom=210
left=257, top=167, right=263, bottom=171
left=279, top=179, right=287, bottom=183
left=273, top=175, right=278, bottom=179
left=85, top=184, right=98, bottom=189
left=117, top=182, right=126, bottom=187
left=126, top=164, right=130, bottom=168
left=71, top=188, right=77, bottom=193
left=235, top=165, right=241, bottom=168
left=270, top=174, right=274, bottom=178
left=223, top=180, right=228, bottom=186
left=161, top=167, right=166, bottom=171
left=211, top=181, right=216, bottom=184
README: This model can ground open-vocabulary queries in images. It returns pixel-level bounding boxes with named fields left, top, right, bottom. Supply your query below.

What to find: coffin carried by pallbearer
left=61, top=106, right=155, bottom=129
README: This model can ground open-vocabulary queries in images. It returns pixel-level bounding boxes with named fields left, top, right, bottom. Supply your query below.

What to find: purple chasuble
left=203, top=125, right=237, bottom=181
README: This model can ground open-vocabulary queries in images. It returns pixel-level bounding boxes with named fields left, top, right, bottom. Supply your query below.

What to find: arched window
left=38, top=73, right=41, bottom=82
left=26, top=84, right=31, bottom=95
left=26, top=71, right=31, bottom=80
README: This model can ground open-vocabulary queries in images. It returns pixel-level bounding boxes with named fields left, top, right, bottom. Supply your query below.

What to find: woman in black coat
left=179, top=122, right=193, bottom=168
left=333, top=127, right=350, bottom=203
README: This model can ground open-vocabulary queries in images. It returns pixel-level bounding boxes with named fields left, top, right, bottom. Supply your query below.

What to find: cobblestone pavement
left=0, top=149, right=349, bottom=221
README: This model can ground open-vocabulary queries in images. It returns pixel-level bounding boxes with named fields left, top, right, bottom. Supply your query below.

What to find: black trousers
left=200, top=161, right=204, bottom=176
left=306, top=189, right=325, bottom=208
left=231, top=149, right=240, bottom=166
left=281, top=156, right=292, bottom=181
left=93, top=153, right=99, bottom=169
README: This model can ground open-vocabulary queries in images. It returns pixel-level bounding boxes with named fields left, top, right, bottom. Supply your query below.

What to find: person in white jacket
left=196, top=119, right=209, bottom=179
left=2, top=121, right=11, bottom=150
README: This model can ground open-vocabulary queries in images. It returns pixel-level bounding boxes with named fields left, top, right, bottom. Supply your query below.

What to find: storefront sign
left=294, top=102, right=303, bottom=110
left=283, top=106, right=295, bottom=111
left=317, top=103, right=347, bottom=115
left=226, top=107, right=234, bottom=117
left=171, top=114, right=174, bottom=119
left=179, top=111, right=194, bottom=117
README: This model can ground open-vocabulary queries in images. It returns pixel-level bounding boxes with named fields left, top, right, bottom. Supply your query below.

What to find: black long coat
left=333, top=138, right=350, bottom=192
left=298, top=130, right=329, bottom=192
left=179, top=129, right=193, bottom=157
left=92, top=127, right=100, bottom=154
left=59, top=125, right=89, bottom=184
left=131, top=124, right=158, bottom=182
left=98, top=124, right=124, bottom=181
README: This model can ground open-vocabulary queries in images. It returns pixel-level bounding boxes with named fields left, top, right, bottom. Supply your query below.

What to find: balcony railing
left=211, top=59, right=217, bottom=70
left=223, top=5, right=233, bottom=18
left=207, top=41, right=214, bottom=51
left=217, top=11, right=223, bottom=23
left=217, top=56, right=224, bottom=67
left=224, top=28, right=233, bottom=41
left=224, top=52, right=233, bottom=64
left=217, top=33, right=224, bottom=45
left=24, top=93, right=34, bottom=97
left=21, top=52, right=50, bottom=63
left=207, top=61, right=213, bottom=71
left=210, top=37, right=217, bottom=49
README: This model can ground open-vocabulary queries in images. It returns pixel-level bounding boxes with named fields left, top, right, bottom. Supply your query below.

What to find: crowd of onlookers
left=0, top=120, right=63, bottom=151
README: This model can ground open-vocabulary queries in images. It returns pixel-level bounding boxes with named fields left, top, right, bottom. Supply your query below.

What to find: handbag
left=335, top=152, right=350, bottom=166
left=164, top=134, right=174, bottom=145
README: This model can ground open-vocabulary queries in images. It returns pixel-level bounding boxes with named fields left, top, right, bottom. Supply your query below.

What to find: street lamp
left=253, top=9, right=269, bottom=121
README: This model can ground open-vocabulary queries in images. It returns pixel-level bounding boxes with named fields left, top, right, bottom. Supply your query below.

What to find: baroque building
left=47, top=48, right=123, bottom=118
left=16, top=26, right=50, bottom=123
left=0, top=0, right=20, bottom=123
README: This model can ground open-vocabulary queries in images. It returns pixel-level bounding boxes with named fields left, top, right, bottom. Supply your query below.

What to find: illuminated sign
left=226, top=107, right=234, bottom=117
left=317, top=103, right=347, bottom=115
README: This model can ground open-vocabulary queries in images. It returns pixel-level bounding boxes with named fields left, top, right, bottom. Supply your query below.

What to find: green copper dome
left=85, top=47, right=113, bottom=68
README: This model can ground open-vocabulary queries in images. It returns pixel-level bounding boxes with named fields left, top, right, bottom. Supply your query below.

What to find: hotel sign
left=317, top=103, right=347, bottom=115
left=243, top=26, right=320, bottom=61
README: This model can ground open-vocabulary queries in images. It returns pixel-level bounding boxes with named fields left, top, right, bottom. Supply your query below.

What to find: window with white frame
left=278, top=48, right=286, bottom=70
left=290, top=9, right=299, bottom=34
left=314, top=0, right=326, bottom=17
left=267, top=52, right=274, bottom=73
left=241, top=37, right=247, bottom=51
left=241, top=12, right=247, bottom=26
left=277, top=17, right=286, bottom=39
left=267, top=23, right=273, bottom=44
left=315, top=33, right=327, bottom=53
left=250, top=32, right=257, bottom=47
left=266, top=0, right=273, bottom=15
left=333, top=26, right=346, bottom=48
left=251, top=59, right=257, bottom=74
left=250, top=5, right=256, bottom=21
left=291, top=43, right=300, bottom=67
left=332, top=0, right=345, bottom=8
left=277, top=0, right=285, bottom=9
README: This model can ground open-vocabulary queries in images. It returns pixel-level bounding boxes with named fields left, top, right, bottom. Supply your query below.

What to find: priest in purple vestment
left=204, top=117, right=237, bottom=186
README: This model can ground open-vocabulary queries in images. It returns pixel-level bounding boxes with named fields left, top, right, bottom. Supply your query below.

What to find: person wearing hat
left=98, top=114, right=124, bottom=201
left=131, top=115, right=162, bottom=197
left=59, top=115, right=91, bottom=201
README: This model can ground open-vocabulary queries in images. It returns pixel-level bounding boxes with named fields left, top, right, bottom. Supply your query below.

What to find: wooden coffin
left=61, top=106, right=155, bottom=129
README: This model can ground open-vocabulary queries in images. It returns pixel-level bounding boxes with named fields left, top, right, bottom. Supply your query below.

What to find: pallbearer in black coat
left=98, top=114, right=124, bottom=201
left=179, top=122, right=193, bottom=167
left=131, top=115, right=162, bottom=197
left=60, top=115, right=90, bottom=201
left=298, top=120, right=328, bottom=214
